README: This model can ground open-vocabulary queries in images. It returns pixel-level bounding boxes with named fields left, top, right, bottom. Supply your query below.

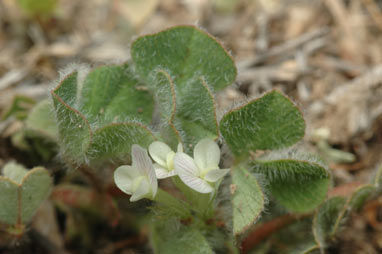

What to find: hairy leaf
left=51, top=65, right=155, bottom=164
left=148, top=69, right=218, bottom=150
left=87, top=122, right=156, bottom=162
left=313, top=196, right=346, bottom=249
left=220, top=90, right=305, bottom=159
left=313, top=184, right=376, bottom=250
left=26, top=99, right=58, bottom=141
left=0, top=164, right=52, bottom=226
left=132, top=26, right=232, bottom=149
left=151, top=223, right=213, bottom=254
left=232, top=166, right=264, bottom=235
left=20, top=168, right=52, bottom=223
left=132, top=25, right=236, bottom=92
left=252, top=157, right=330, bottom=212
left=348, top=184, right=375, bottom=211
left=0, top=178, right=19, bottom=225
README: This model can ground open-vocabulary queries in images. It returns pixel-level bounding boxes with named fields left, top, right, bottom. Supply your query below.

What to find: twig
left=323, top=0, right=362, bottom=61
left=325, top=65, right=382, bottom=105
left=0, top=69, right=28, bottom=91
left=361, top=0, right=382, bottom=31
left=237, top=27, right=329, bottom=69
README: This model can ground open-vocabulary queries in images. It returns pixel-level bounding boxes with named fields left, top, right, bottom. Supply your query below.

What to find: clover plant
left=8, top=25, right=377, bottom=253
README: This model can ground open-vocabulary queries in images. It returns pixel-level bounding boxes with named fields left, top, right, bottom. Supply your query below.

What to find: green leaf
left=312, top=196, right=346, bottom=249
left=2, top=162, right=28, bottom=184
left=51, top=65, right=156, bottom=164
left=131, top=25, right=236, bottom=92
left=220, top=90, right=305, bottom=159
left=348, top=184, right=375, bottom=211
left=252, top=157, right=330, bottom=212
left=86, top=122, right=156, bottom=162
left=79, top=65, right=154, bottom=125
left=20, top=167, right=52, bottom=223
left=232, top=166, right=264, bottom=235
left=150, top=70, right=219, bottom=150
left=0, top=164, right=52, bottom=227
left=154, top=72, right=219, bottom=149
left=1, top=95, right=35, bottom=121
left=151, top=223, right=213, bottom=254
left=175, top=77, right=219, bottom=147
left=150, top=70, right=182, bottom=150
left=52, top=73, right=92, bottom=163
left=132, top=27, right=228, bottom=149
left=313, top=184, right=376, bottom=250
left=25, top=99, right=58, bottom=141
left=0, top=178, right=19, bottom=225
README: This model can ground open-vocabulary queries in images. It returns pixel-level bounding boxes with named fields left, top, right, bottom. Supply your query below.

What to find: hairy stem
left=154, top=188, right=191, bottom=218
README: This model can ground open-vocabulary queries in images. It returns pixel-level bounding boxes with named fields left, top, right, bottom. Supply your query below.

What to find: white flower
left=149, top=141, right=183, bottom=179
left=114, top=144, right=158, bottom=202
left=174, top=138, right=230, bottom=193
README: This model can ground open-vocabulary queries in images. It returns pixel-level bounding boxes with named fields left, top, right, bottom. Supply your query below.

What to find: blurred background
left=0, top=0, right=381, bottom=253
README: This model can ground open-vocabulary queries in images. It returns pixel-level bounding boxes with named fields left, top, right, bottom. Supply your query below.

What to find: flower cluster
left=114, top=138, right=229, bottom=201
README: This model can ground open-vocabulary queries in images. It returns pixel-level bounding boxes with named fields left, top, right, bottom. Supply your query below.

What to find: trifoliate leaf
left=132, top=26, right=232, bottom=149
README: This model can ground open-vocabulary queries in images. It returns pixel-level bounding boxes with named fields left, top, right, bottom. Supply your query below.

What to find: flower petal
left=132, top=144, right=157, bottom=197
left=130, top=178, right=150, bottom=202
left=149, top=141, right=172, bottom=167
left=114, top=165, right=140, bottom=194
left=174, top=152, right=200, bottom=176
left=204, top=168, right=230, bottom=182
left=178, top=172, right=214, bottom=193
left=194, top=138, right=220, bottom=171
left=154, top=163, right=177, bottom=179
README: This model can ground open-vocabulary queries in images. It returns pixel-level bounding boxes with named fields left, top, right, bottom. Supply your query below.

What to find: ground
left=0, top=0, right=381, bottom=253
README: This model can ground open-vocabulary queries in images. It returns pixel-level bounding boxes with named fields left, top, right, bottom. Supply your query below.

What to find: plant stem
left=153, top=188, right=191, bottom=218
left=77, top=164, right=103, bottom=192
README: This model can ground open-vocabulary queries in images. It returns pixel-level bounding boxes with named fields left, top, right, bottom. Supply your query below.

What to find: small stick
left=237, top=27, right=329, bottom=69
